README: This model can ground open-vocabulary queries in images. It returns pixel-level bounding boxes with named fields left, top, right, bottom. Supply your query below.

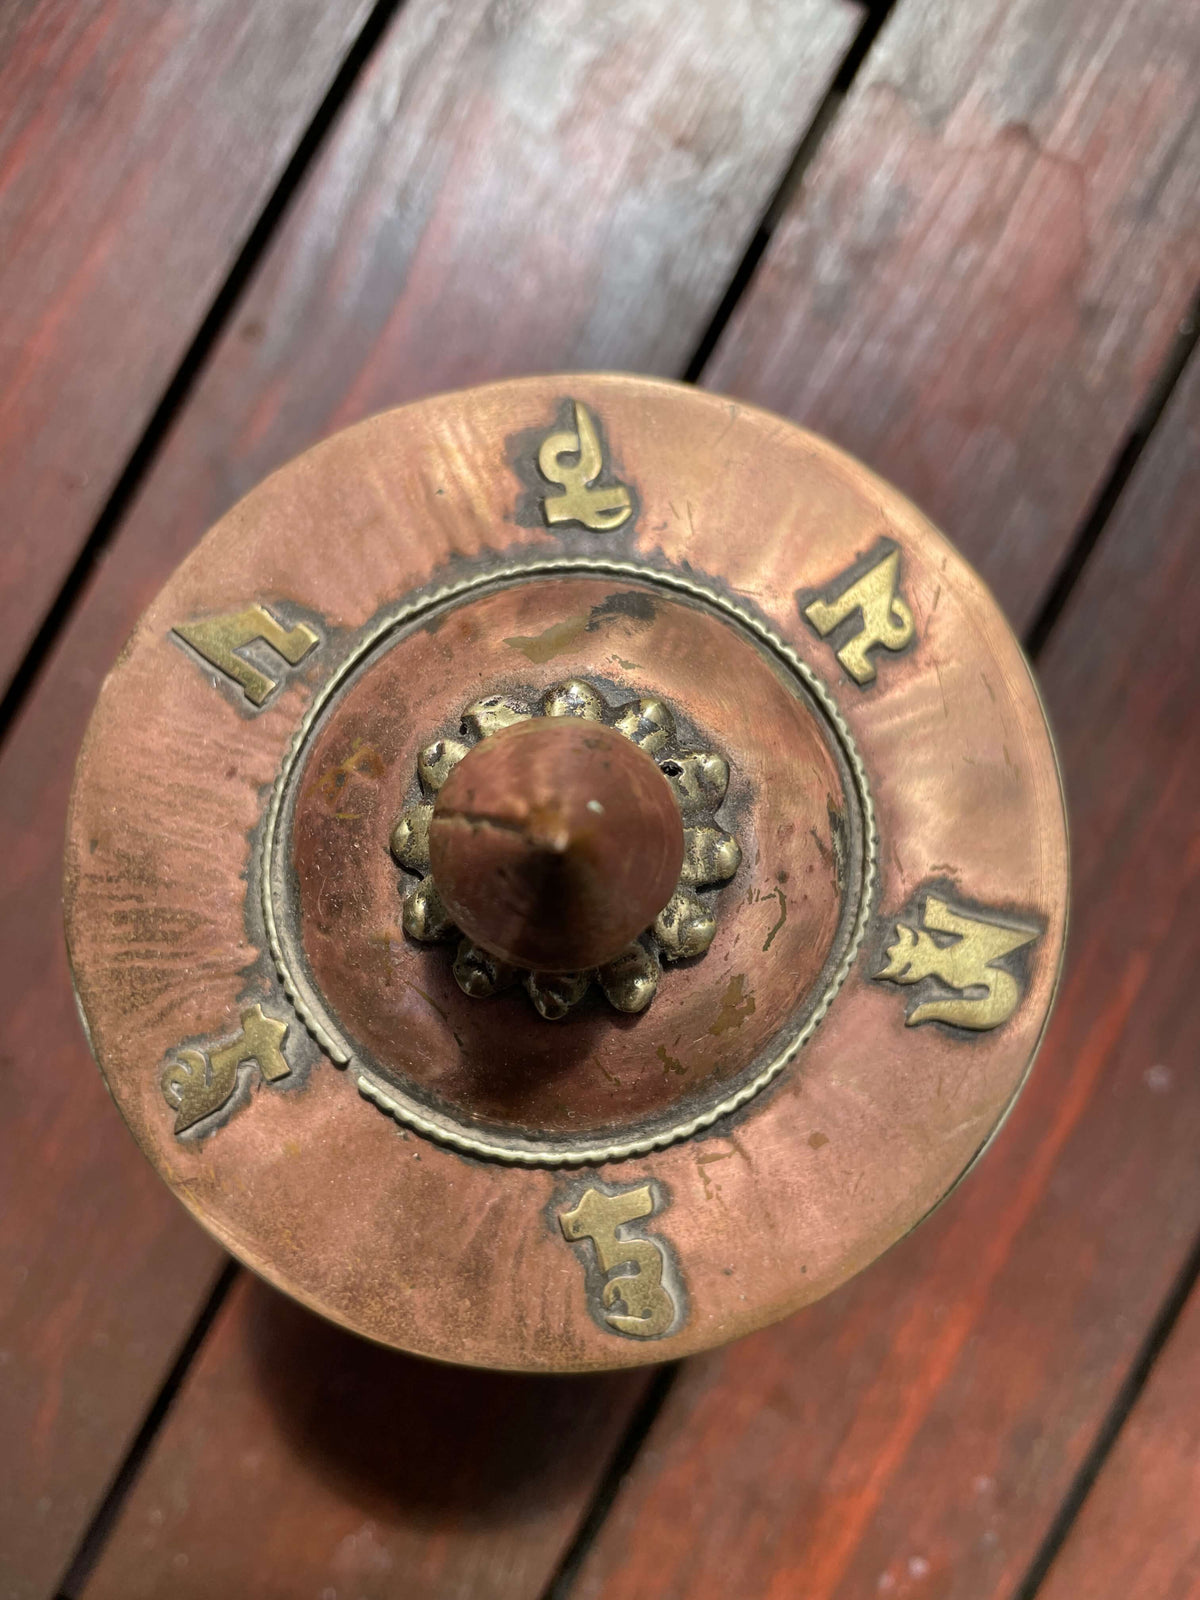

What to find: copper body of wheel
left=64, top=375, right=1068, bottom=1371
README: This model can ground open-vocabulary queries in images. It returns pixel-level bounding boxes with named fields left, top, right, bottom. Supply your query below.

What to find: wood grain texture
left=1038, top=1279, right=1200, bottom=1600
left=81, top=1275, right=651, bottom=1600
left=0, top=2, right=859, bottom=1593
left=93, top=0, right=861, bottom=549
left=707, top=0, right=1200, bottom=632
left=0, top=0, right=377, bottom=705
left=568, top=351, right=1200, bottom=1599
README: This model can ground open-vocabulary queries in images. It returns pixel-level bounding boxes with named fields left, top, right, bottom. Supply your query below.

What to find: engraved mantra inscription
left=804, top=548, right=914, bottom=685
left=538, top=402, right=632, bottom=531
left=162, top=1004, right=291, bottom=1133
left=560, top=1185, right=676, bottom=1337
left=877, top=895, right=1039, bottom=1030
left=173, top=604, right=318, bottom=705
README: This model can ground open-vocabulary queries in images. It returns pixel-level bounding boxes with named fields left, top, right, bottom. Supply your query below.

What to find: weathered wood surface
left=84, top=0, right=861, bottom=550
left=0, top=2, right=859, bottom=1594
left=1039, top=1278, right=1200, bottom=1600
left=5, top=0, right=1199, bottom=1595
left=569, top=350, right=1200, bottom=1599
left=708, top=0, right=1200, bottom=632
left=0, top=0, right=375, bottom=704
left=82, top=1276, right=650, bottom=1600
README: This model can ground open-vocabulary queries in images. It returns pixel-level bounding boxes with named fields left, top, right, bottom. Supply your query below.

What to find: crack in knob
left=429, top=717, right=685, bottom=973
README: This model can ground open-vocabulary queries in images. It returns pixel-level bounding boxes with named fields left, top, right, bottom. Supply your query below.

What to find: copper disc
left=64, top=375, right=1068, bottom=1371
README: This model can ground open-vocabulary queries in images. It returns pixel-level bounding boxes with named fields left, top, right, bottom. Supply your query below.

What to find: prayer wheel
left=64, top=375, right=1068, bottom=1370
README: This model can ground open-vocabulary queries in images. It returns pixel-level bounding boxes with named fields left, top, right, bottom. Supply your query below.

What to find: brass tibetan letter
left=173, top=604, right=319, bottom=705
left=804, top=548, right=914, bottom=685
left=162, top=1004, right=291, bottom=1134
left=877, top=895, right=1039, bottom=1030
left=538, top=402, right=632, bottom=531
left=559, top=1184, right=676, bottom=1337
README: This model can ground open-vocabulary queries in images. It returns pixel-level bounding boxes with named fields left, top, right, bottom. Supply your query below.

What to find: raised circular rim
left=262, top=556, right=878, bottom=1165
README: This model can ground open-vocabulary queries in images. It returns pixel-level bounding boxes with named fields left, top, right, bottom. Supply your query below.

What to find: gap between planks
left=550, top=319, right=1200, bottom=1600
left=0, top=0, right=408, bottom=759
left=15, top=0, right=1194, bottom=1594
left=36, top=1, right=890, bottom=1590
left=1023, top=285, right=1200, bottom=662
left=541, top=317, right=1200, bottom=1600
left=32, top=2, right=408, bottom=1594
left=54, top=1262, right=240, bottom=1600
left=1011, top=1145, right=1200, bottom=1597
left=5, top=1, right=868, bottom=1591
left=682, top=0, right=900, bottom=383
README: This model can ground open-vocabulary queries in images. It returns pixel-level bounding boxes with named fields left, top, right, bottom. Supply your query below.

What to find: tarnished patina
left=391, top=677, right=741, bottom=1018
left=64, top=375, right=1068, bottom=1369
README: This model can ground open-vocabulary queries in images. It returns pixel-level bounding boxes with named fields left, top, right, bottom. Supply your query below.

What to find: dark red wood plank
left=1038, top=1279, right=1200, bottom=1600
left=83, top=0, right=861, bottom=549
left=568, top=348, right=1200, bottom=1598
left=82, top=1275, right=650, bottom=1600
left=708, top=0, right=1200, bottom=632
left=0, top=0, right=374, bottom=702
left=0, top=2, right=860, bottom=1594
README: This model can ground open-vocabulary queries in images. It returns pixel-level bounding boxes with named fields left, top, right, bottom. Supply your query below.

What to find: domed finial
left=429, top=717, right=684, bottom=972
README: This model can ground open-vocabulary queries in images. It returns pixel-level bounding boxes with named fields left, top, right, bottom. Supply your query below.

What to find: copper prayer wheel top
left=64, top=375, right=1068, bottom=1371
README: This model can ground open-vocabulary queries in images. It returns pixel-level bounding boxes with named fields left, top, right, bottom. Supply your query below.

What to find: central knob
left=429, top=718, right=685, bottom=972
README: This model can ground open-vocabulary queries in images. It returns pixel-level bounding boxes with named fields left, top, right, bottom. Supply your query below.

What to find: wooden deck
left=1, top=1, right=1197, bottom=1596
